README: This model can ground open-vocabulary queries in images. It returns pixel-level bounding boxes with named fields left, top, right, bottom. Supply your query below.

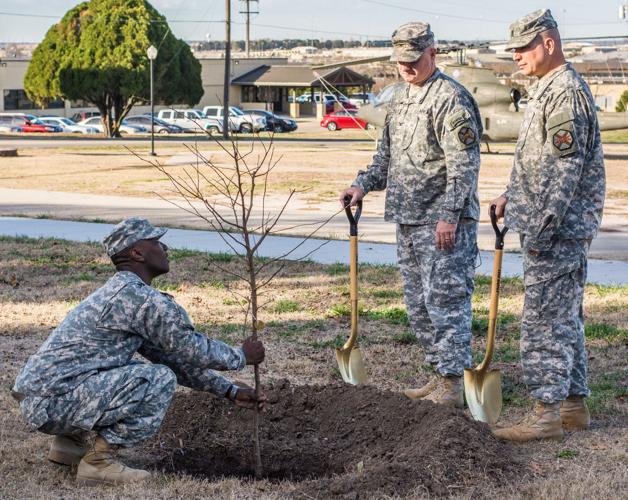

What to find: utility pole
left=223, top=0, right=231, bottom=139
left=239, top=0, right=259, bottom=57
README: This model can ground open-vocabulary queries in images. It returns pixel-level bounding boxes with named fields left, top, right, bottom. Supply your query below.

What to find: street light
left=146, top=45, right=158, bottom=156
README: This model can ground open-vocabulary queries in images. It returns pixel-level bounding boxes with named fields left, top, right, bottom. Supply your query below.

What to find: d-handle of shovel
left=477, top=205, right=509, bottom=374
left=344, top=195, right=362, bottom=237
left=490, top=204, right=508, bottom=249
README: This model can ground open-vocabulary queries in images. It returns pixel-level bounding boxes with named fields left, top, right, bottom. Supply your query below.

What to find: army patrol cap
left=390, top=22, right=434, bottom=63
left=103, top=217, right=167, bottom=257
left=506, top=9, right=558, bottom=51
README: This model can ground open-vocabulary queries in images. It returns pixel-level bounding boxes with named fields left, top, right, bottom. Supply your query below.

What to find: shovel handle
left=477, top=208, right=508, bottom=374
left=344, top=195, right=362, bottom=237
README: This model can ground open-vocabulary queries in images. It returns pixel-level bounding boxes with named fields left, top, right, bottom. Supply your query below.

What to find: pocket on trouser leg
left=521, top=273, right=578, bottom=402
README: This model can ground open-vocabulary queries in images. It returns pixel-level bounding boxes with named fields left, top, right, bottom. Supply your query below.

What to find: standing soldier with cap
left=11, top=217, right=266, bottom=485
left=339, top=22, right=482, bottom=407
left=491, top=9, right=605, bottom=442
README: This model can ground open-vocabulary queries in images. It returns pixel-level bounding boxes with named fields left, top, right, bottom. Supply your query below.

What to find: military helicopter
left=312, top=46, right=628, bottom=145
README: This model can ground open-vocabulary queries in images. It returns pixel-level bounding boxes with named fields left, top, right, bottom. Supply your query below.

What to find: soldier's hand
left=228, top=382, right=267, bottom=411
left=490, top=196, right=508, bottom=220
left=435, top=221, right=457, bottom=250
left=242, top=337, right=265, bottom=365
left=338, top=187, right=365, bottom=208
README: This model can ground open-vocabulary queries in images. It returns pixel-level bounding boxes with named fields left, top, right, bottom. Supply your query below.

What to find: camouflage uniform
left=504, top=61, right=605, bottom=403
left=353, top=23, right=482, bottom=377
left=13, top=219, right=246, bottom=446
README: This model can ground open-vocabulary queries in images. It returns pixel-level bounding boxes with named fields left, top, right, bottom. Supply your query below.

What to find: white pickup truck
left=202, top=106, right=266, bottom=133
left=157, top=109, right=223, bottom=134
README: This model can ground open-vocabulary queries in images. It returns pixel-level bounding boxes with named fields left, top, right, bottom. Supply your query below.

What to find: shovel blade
left=335, top=346, right=367, bottom=385
left=463, top=368, right=502, bottom=425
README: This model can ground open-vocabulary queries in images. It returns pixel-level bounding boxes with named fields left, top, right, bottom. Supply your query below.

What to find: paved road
left=1, top=217, right=627, bottom=285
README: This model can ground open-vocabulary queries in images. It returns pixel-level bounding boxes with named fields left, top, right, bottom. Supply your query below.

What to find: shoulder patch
left=552, top=129, right=574, bottom=152
left=445, top=109, right=471, bottom=131
left=546, top=109, right=579, bottom=156
left=458, top=126, right=476, bottom=146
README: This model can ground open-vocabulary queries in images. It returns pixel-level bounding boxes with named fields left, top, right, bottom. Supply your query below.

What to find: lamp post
left=146, top=45, right=158, bottom=156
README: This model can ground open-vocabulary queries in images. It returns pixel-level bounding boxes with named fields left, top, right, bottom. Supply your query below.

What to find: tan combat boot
left=49, top=432, right=89, bottom=466
left=422, top=376, right=464, bottom=408
left=403, top=375, right=438, bottom=401
left=76, top=436, right=150, bottom=486
left=493, top=401, right=563, bottom=443
left=560, top=396, right=590, bottom=431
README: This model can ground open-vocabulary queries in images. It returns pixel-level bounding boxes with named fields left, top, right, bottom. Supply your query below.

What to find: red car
left=320, top=110, right=373, bottom=131
left=23, top=120, right=62, bottom=133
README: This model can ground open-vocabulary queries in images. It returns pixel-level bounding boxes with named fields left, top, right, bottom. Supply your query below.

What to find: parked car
left=37, top=116, right=99, bottom=134
left=157, top=109, right=223, bottom=134
left=0, top=121, right=22, bottom=133
left=0, top=113, right=39, bottom=131
left=242, top=109, right=297, bottom=133
left=320, top=110, right=373, bottom=131
left=21, top=119, right=63, bottom=133
left=125, top=115, right=184, bottom=134
left=77, top=117, right=147, bottom=134
left=71, top=111, right=101, bottom=123
left=0, top=116, right=24, bottom=133
left=348, top=92, right=371, bottom=106
left=202, top=106, right=266, bottom=133
left=292, top=94, right=356, bottom=113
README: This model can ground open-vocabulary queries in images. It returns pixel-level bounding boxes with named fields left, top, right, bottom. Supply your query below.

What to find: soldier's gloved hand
left=490, top=196, right=508, bottom=220
left=338, top=186, right=364, bottom=208
left=242, top=337, right=265, bottom=365
left=435, top=221, right=457, bottom=250
left=226, top=381, right=267, bottom=411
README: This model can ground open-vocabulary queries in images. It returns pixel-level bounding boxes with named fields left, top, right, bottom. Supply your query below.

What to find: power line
left=359, top=0, right=510, bottom=24
left=0, top=10, right=388, bottom=39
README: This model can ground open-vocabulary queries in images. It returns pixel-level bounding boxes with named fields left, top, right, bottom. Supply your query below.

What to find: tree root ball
left=144, top=380, right=525, bottom=498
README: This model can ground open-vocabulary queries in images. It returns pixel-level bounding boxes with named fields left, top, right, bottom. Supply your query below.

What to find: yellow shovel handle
left=477, top=247, right=503, bottom=373
left=343, top=235, right=359, bottom=350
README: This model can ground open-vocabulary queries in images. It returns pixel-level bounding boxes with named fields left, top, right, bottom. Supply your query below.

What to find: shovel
left=335, top=196, right=368, bottom=385
left=464, top=205, right=508, bottom=424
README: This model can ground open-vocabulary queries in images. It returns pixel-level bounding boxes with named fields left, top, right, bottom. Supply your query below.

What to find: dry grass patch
left=0, top=236, right=626, bottom=498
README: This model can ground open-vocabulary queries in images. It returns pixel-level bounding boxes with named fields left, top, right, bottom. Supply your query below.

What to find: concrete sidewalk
left=1, top=217, right=627, bottom=285
left=2, top=187, right=627, bottom=261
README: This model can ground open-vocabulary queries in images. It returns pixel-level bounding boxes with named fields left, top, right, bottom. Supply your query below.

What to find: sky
left=1, top=0, right=627, bottom=44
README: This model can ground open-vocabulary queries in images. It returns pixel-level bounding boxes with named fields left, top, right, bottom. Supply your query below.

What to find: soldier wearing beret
left=12, top=217, right=266, bottom=485
left=491, top=9, right=605, bottom=442
left=339, top=22, right=482, bottom=407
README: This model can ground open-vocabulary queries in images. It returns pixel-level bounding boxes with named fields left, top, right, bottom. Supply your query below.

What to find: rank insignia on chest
left=458, top=126, right=476, bottom=146
left=552, top=129, right=574, bottom=151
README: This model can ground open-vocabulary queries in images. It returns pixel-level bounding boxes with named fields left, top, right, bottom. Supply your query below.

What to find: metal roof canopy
left=231, top=65, right=374, bottom=87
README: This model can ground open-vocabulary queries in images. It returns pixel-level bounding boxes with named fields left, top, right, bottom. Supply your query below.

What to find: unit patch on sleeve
left=552, top=129, right=574, bottom=151
left=546, top=110, right=578, bottom=157
left=458, top=126, right=476, bottom=146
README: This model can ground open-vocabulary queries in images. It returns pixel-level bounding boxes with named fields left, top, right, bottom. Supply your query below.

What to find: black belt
left=10, top=390, right=25, bottom=402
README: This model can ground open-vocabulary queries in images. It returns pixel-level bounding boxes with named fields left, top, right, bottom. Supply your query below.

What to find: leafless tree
left=133, top=132, right=341, bottom=477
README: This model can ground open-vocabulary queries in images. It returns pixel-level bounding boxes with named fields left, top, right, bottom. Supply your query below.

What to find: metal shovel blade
left=464, top=368, right=502, bottom=424
left=335, top=345, right=368, bottom=385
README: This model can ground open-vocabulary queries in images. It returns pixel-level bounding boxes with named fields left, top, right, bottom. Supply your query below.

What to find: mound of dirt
left=144, top=380, right=524, bottom=498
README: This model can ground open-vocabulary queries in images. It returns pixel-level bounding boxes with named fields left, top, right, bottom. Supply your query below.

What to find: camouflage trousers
left=521, top=237, right=591, bottom=404
left=19, top=363, right=177, bottom=447
left=397, top=220, right=478, bottom=377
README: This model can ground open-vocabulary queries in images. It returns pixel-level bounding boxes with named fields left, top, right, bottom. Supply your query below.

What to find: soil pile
left=145, top=380, right=524, bottom=498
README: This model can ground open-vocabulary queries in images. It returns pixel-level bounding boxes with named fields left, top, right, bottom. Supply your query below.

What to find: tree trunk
left=246, top=247, right=263, bottom=478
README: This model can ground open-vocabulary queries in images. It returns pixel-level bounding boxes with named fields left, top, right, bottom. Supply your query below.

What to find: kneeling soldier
left=12, top=217, right=265, bottom=485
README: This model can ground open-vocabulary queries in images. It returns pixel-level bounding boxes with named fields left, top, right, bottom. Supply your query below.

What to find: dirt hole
left=145, top=380, right=525, bottom=497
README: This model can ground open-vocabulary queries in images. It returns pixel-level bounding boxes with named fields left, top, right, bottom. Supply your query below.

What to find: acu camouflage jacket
left=353, top=69, right=482, bottom=225
left=505, top=63, right=605, bottom=251
left=14, top=271, right=246, bottom=398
